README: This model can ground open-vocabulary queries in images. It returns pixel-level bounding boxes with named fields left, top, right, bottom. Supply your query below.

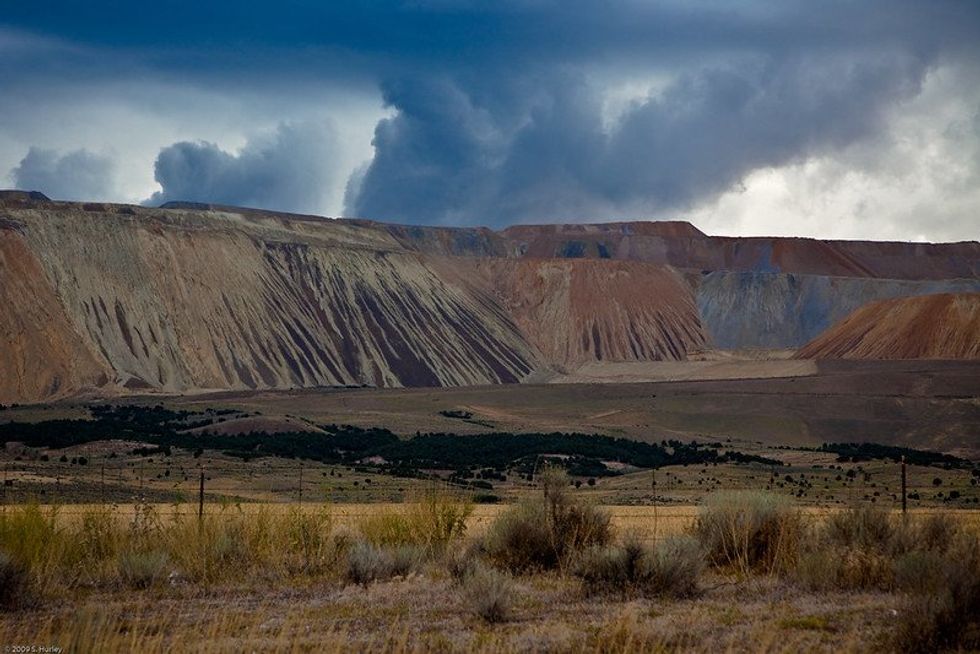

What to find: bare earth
left=142, top=359, right=980, bottom=456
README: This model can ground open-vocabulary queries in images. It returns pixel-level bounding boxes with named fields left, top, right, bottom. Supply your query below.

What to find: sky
left=2, top=1, right=979, bottom=241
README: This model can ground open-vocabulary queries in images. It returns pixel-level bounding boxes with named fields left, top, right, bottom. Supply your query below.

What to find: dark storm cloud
left=11, top=147, right=114, bottom=201
left=4, top=1, right=980, bottom=226
left=147, top=122, right=337, bottom=213
left=341, top=1, right=979, bottom=225
left=348, top=52, right=934, bottom=224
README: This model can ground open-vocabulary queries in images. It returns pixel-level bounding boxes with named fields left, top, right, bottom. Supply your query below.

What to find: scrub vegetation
left=1, top=468, right=977, bottom=652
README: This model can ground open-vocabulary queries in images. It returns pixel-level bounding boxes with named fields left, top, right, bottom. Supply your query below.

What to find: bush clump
left=795, top=507, right=969, bottom=592
left=484, top=466, right=610, bottom=572
left=824, top=505, right=895, bottom=552
left=461, top=562, right=514, bottom=624
left=574, top=535, right=704, bottom=599
left=344, top=541, right=423, bottom=586
left=694, top=491, right=802, bottom=575
left=117, top=550, right=170, bottom=589
left=796, top=506, right=900, bottom=591
left=894, top=538, right=980, bottom=653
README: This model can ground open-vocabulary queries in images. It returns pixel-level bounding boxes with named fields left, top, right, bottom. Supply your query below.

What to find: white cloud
left=0, top=77, right=386, bottom=214
left=681, top=64, right=980, bottom=242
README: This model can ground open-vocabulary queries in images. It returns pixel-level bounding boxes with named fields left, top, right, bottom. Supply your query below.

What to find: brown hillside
left=796, top=293, right=980, bottom=360
left=471, top=258, right=706, bottom=369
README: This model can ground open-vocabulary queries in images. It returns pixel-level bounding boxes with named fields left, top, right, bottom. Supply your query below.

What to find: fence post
left=2, top=462, right=7, bottom=517
left=198, top=468, right=205, bottom=521
left=100, top=461, right=106, bottom=505
left=651, top=468, right=658, bottom=542
left=298, top=462, right=304, bottom=505
left=901, top=455, right=907, bottom=515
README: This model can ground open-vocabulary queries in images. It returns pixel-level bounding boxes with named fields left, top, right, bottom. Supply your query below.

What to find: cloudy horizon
left=2, top=1, right=979, bottom=241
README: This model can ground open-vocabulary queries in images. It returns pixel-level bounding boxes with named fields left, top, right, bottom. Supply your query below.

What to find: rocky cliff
left=1, top=192, right=978, bottom=403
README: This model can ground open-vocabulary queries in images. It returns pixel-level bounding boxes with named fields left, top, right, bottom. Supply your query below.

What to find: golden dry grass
left=1, top=499, right=977, bottom=652
left=10, top=501, right=979, bottom=541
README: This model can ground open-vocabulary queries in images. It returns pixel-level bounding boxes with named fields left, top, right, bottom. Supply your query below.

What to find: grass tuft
left=358, top=492, right=471, bottom=555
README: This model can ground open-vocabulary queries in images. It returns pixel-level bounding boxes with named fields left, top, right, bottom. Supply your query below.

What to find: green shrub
left=894, top=550, right=949, bottom=595
left=914, top=514, right=961, bottom=554
left=574, top=535, right=703, bottom=599
left=165, top=514, right=250, bottom=582
left=575, top=543, right=640, bottom=596
left=358, top=513, right=416, bottom=548
left=344, top=541, right=422, bottom=586
left=795, top=506, right=900, bottom=591
left=644, top=536, right=704, bottom=598
left=461, top=562, right=514, bottom=624
left=0, top=503, right=59, bottom=573
left=824, top=506, right=895, bottom=552
left=895, top=543, right=980, bottom=653
left=78, top=508, right=122, bottom=564
left=409, top=492, right=472, bottom=554
left=117, top=550, right=170, bottom=589
left=484, top=467, right=610, bottom=572
left=796, top=508, right=967, bottom=593
left=484, top=501, right=557, bottom=572
left=694, top=491, right=801, bottom=575
left=796, top=547, right=893, bottom=591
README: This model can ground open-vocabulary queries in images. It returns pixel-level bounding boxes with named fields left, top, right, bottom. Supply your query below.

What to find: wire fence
left=2, top=455, right=977, bottom=524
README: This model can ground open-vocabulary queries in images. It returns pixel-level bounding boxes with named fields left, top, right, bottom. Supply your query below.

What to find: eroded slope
left=472, top=258, right=706, bottom=369
left=1, top=205, right=537, bottom=402
left=796, top=293, right=980, bottom=360
left=2, top=193, right=978, bottom=404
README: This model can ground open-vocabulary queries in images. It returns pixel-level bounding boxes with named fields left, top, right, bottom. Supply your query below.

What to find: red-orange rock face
left=796, top=293, right=980, bottom=360
left=471, top=258, right=706, bottom=369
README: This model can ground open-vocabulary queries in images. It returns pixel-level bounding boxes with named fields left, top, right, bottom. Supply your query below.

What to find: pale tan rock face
left=1, top=203, right=539, bottom=403
left=0, top=226, right=110, bottom=402
left=0, top=195, right=977, bottom=404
